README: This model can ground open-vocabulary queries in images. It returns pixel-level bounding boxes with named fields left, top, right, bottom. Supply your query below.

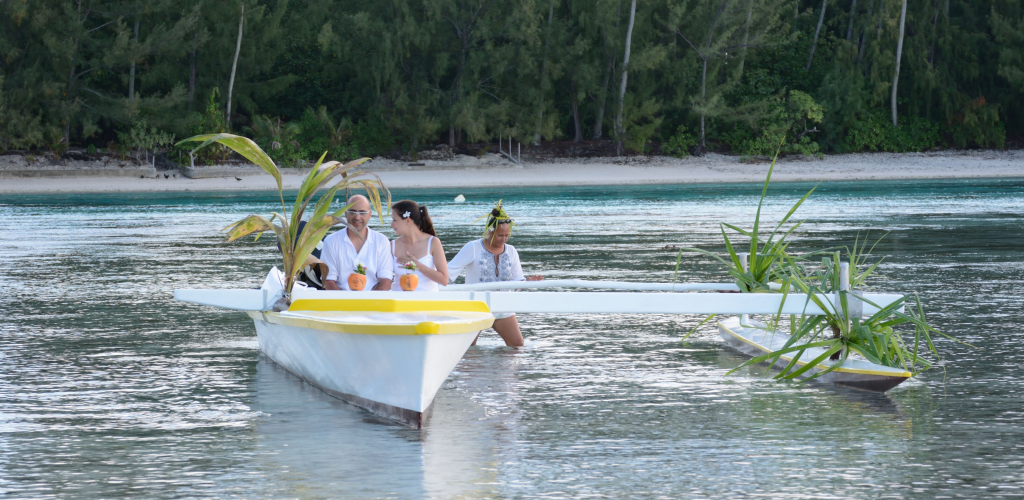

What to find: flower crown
left=472, top=199, right=517, bottom=237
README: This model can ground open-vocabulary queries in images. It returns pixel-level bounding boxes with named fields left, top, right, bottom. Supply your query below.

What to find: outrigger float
left=175, top=265, right=910, bottom=428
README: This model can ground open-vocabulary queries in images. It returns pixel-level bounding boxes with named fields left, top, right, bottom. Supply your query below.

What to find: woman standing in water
left=389, top=200, right=449, bottom=291
left=448, top=201, right=542, bottom=346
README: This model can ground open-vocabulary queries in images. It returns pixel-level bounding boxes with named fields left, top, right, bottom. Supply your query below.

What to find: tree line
left=1, top=0, right=1021, bottom=162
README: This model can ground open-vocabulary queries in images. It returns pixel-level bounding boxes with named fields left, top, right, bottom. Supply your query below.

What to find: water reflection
left=248, top=349, right=520, bottom=499
left=2, top=179, right=1023, bottom=498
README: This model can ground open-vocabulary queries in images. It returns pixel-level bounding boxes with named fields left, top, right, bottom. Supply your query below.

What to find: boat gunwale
left=249, top=310, right=494, bottom=336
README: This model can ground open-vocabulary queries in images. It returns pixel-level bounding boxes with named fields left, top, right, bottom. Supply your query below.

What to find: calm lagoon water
left=1, top=178, right=1023, bottom=499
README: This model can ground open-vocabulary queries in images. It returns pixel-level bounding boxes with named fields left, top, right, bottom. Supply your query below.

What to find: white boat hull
left=718, top=317, right=911, bottom=392
left=250, top=313, right=480, bottom=427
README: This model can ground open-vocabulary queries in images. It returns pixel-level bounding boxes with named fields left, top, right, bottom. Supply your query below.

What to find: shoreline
left=2, top=150, right=1022, bottom=194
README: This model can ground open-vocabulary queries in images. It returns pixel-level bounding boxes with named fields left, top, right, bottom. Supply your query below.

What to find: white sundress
left=390, top=236, right=440, bottom=292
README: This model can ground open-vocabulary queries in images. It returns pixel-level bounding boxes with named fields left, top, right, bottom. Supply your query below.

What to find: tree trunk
left=592, top=58, right=612, bottom=140
left=928, top=6, right=938, bottom=65
left=876, top=0, right=885, bottom=40
left=858, top=0, right=873, bottom=61
left=891, top=0, right=907, bottom=127
left=571, top=80, right=583, bottom=143
left=806, top=0, right=828, bottom=70
left=699, top=57, right=707, bottom=153
left=188, top=46, right=197, bottom=102
left=614, top=0, right=637, bottom=156
left=226, top=3, right=244, bottom=125
left=129, top=17, right=139, bottom=100
left=846, top=0, right=858, bottom=40
left=534, top=0, right=555, bottom=145
left=737, top=0, right=753, bottom=77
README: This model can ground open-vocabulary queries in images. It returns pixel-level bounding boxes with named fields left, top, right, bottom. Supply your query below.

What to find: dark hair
left=483, top=210, right=507, bottom=229
left=486, top=208, right=512, bottom=230
left=392, top=199, right=436, bottom=236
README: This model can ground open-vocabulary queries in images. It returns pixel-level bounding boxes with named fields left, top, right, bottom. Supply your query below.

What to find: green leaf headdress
left=473, top=199, right=518, bottom=239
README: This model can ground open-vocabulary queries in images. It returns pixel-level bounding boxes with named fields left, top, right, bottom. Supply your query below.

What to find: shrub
left=178, top=88, right=232, bottom=165
left=662, top=125, right=698, bottom=158
left=296, top=106, right=360, bottom=162
left=623, top=97, right=662, bottom=154
left=117, top=119, right=175, bottom=160
left=727, top=91, right=826, bottom=158
left=949, top=97, right=1005, bottom=149
left=0, top=75, right=45, bottom=153
left=247, top=115, right=302, bottom=166
left=351, top=118, right=395, bottom=157
left=844, top=109, right=942, bottom=152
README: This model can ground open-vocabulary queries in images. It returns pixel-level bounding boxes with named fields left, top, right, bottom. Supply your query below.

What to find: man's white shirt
left=322, top=227, right=394, bottom=289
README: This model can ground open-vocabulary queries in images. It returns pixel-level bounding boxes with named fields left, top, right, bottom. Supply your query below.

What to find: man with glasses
left=322, top=195, right=394, bottom=291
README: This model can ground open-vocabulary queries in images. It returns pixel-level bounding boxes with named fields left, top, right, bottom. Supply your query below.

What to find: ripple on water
left=1, top=179, right=1023, bottom=498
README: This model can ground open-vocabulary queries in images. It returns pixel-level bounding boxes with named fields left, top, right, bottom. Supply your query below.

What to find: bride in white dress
left=389, top=200, right=448, bottom=291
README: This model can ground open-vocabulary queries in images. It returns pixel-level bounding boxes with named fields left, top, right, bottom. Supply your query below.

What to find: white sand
left=2, top=150, right=1022, bottom=194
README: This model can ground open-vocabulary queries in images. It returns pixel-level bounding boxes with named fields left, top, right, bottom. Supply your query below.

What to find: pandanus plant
left=676, top=144, right=955, bottom=382
left=735, top=242, right=955, bottom=382
left=177, top=133, right=389, bottom=308
left=676, top=150, right=818, bottom=337
left=675, top=150, right=818, bottom=293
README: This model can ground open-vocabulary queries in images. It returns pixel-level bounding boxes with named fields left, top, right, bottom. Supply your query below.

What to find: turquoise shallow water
left=1, top=178, right=1023, bottom=499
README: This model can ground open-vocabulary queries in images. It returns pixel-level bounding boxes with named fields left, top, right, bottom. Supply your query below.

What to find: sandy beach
left=1, top=149, right=1022, bottom=194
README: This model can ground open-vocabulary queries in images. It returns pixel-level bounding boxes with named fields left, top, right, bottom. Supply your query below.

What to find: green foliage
left=843, top=109, right=942, bottom=152
left=1, top=0, right=1021, bottom=157
left=948, top=98, right=1006, bottom=149
left=0, top=75, right=45, bottom=153
left=729, top=91, right=826, bottom=157
left=623, top=97, right=663, bottom=153
left=350, top=119, right=395, bottom=158
left=662, top=125, right=698, bottom=158
left=296, top=107, right=360, bottom=162
left=183, top=88, right=232, bottom=164
left=247, top=115, right=302, bottom=166
left=178, top=133, right=389, bottom=301
left=117, top=119, right=175, bottom=160
left=678, top=151, right=953, bottom=381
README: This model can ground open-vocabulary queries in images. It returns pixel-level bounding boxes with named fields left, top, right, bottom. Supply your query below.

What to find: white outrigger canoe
left=175, top=271, right=913, bottom=427
left=717, top=317, right=911, bottom=392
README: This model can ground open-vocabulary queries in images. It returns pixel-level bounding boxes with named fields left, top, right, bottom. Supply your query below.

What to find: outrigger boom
left=174, top=278, right=908, bottom=427
left=177, top=281, right=900, bottom=316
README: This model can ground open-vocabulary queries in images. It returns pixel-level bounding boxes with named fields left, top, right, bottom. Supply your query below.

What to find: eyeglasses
left=345, top=210, right=371, bottom=217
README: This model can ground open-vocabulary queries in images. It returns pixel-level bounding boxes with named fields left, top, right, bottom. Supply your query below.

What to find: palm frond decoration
left=177, top=133, right=390, bottom=308
left=472, top=199, right=518, bottom=239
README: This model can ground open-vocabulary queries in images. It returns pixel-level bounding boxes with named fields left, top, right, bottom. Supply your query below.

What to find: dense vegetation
left=2, top=0, right=1021, bottom=162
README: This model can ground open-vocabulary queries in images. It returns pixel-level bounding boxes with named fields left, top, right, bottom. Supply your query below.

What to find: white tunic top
left=322, top=227, right=394, bottom=290
left=390, top=236, right=440, bottom=292
left=447, top=239, right=525, bottom=285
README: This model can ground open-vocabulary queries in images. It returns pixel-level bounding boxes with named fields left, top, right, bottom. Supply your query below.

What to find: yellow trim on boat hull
left=248, top=310, right=493, bottom=336
left=289, top=298, right=490, bottom=314
left=718, top=321, right=911, bottom=378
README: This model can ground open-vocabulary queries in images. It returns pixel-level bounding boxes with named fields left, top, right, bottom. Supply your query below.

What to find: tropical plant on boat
left=177, top=133, right=389, bottom=308
left=674, top=148, right=817, bottom=294
left=738, top=241, right=952, bottom=381
left=676, top=143, right=953, bottom=382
